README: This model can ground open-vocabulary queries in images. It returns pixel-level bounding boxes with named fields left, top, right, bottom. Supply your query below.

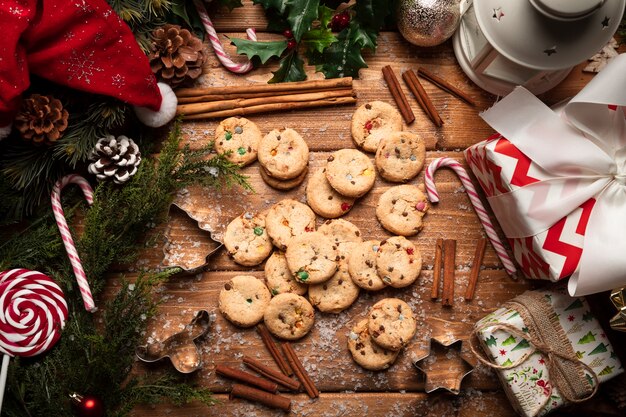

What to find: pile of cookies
left=348, top=298, right=417, bottom=371
left=215, top=117, right=309, bottom=190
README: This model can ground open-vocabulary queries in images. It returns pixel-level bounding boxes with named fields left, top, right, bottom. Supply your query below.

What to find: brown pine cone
left=149, top=24, right=206, bottom=87
left=14, top=94, right=69, bottom=144
left=88, top=135, right=141, bottom=185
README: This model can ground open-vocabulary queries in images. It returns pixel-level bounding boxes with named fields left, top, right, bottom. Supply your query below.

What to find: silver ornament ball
left=397, top=0, right=461, bottom=47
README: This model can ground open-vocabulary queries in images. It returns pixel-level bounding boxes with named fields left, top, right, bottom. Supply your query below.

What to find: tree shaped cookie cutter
left=162, top=203, right=223, bottom=275
left=412, top=318, right=478, bottom=394
left=136, top=310, right=213, bottom=373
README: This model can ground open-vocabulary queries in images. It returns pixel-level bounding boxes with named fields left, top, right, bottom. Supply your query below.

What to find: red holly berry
left=287, top=39, right=297, bottom=50
left=330, top=11, right=350, bottom=32
left=282, top=29, right=293, bottom=39
left=341, top=202, right=351, bottom=211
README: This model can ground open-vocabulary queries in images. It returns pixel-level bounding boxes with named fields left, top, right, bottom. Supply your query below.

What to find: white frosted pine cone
left=88, top=135, right=141, bottom=184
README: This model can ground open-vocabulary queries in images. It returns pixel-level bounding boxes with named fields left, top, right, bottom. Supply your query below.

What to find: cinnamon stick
left=382, top=65, right=415, bottom=124
left=229, top=383, right=291, bottom=411
left=431, top=238, right=444, bottom=300
left=243, top=356, right=301, bottom=391
left=177, top=86, right=350, bottom=104
left=417, top=67, right=476, bottom=106
left=402, top=70, right=443, bottom=127
left=465, top=238, right=487, bottom=301
left=182, top=96, right=357, bottom=120
left=256, top=324, right=293, bottom=376
left=176, top=77, right=353, bottom=98
left=215, top=364, right=278, bottom=393
left=177, top=89, right=354, bottom=116
left=441, top=239, right=456, bottom=307
left=281, top=343, right=319, bottom=398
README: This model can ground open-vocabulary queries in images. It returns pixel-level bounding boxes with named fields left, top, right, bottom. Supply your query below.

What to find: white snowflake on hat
left=0, top=0, right=178, bottom=140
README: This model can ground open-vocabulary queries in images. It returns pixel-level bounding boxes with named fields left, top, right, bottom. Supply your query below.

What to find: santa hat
left=0, top=0, right=178, bottom=140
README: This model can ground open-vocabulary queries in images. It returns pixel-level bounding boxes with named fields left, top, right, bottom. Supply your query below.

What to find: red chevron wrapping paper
left=464, top=54, right=626, bottom=296
left=465, top=134, right=595, bottom=282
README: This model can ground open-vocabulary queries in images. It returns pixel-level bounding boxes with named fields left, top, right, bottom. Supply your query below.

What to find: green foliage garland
left=229, top=0, right=394, bottom=83
left=0, top=121, right=248, bottom=416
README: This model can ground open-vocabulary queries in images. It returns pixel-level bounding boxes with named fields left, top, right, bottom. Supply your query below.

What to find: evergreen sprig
left=0, top=121, right=248, bottom=416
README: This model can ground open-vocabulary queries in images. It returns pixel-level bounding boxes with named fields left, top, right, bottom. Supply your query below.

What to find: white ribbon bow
left=480, top=53, right=626, bottom=296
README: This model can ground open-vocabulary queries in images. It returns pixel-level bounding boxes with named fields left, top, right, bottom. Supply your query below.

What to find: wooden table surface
left=122, top=2, right=626, bottom=416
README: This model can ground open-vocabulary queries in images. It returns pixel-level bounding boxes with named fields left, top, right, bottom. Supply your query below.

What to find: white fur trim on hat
left=0, top=124, right=11, bottom=140
left=133, top=82, right=177, bottom=128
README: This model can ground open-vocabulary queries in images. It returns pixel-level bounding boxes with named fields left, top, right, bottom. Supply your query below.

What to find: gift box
left=464, top=53, right=626, bottom=296
left=474, top=287, right=623, bottom=417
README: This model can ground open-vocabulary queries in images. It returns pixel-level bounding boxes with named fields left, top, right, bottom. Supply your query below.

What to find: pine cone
left=88, top=135, right=141, bottom=185
left=14, top=94, right=69, bottom=144
left=149, top=24, right=206, bottom=87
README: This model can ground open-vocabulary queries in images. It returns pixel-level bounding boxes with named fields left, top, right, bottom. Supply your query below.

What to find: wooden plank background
left=120, top=2, right=626, bottom=416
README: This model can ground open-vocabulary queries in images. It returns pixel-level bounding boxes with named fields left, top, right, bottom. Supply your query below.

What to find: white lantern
left=453, top=0, right=625, bottom=96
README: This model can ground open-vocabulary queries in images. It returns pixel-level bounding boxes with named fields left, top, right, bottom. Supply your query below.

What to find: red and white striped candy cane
left=194, top=0, right=257, bottom=74
left=424, top=157, right=517, bottom=276
left=51, top=174, right=97, bottom=312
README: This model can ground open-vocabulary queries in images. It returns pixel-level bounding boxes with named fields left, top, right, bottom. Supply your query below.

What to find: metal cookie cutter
left=162, top=203, right=223, bottom=276
left=413, top=336, right=477, bottom=394
left=136, top=310, right=213, bottom=373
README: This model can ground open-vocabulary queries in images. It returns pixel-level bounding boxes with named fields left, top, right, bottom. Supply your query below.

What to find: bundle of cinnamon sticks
left=176, top=77, right=356, bottom=120
left=218, top=324, right=319, bottom=411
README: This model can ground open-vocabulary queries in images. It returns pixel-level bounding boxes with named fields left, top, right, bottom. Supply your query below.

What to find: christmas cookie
left=317, top=218, right=363, bottom=262
left=285, top=231, right=339, bottom=285
left=215, top=117, right=262, bottom=166
left=375, top=236, right=421, bottom=288
left=374, top=131, right=425, bottom=182
left=264, top=251, right=308, bottom=297
left=367, top=298, right=416, bottom=351
left=348, top=240, right=387, bottom=291
left=263, top=293, right=315, bottom=340
left=308, top=266, right=360, bottom=314
left=376, top=185, right=429, bottom=236
left=224, top=212, right=273, bottom=266
left=325, top=149, right=376, bottom=198
left=219, top=275, right=272, bottom=328
left=265, top=199, right=316, bottom=250
left=351, top=101, right=403, bottom=152
left=258, top=128, right=309, bottom=180
left=305, top=168, right=355, bottom=218
left=260, top=165, right=308, bottom=191
left=348, top=319, right=399, bottom=370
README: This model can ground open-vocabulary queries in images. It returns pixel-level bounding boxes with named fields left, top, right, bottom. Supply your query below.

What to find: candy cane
left=424, top=157, right=517, bottom=276
left=194, top=0, right=257, bottom=74
left=0, top=269, right=68, bottom=411
left=51, top=174, right=97, bottom=312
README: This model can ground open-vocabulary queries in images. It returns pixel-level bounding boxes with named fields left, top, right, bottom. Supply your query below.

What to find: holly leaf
left=265, top=8, right=291, bottom=32
left=253, top=0, right=288, bottom=13
left=230, top=38, right=288, bottom=64
left=318, top=5, right=334, bottom=28
left=314, top=26, right=367, bottom=78
left=350, top=22, right=378, bottom=50
left=216, top=0, right=244, bottom=11
left=354, top=0, right=393, bottom=30
left=269, top=51, right=307, bottom=83
left=286, top=0, right=320, bottom=42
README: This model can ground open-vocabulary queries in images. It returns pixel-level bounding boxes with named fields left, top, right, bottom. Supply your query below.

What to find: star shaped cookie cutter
left=136, top=310, right=213, bottom=373
left=162, top=203, right=223, bottom=276
left=413, top=321, right=477, bottom=394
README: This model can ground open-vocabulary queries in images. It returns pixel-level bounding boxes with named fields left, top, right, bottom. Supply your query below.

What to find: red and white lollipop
left=0, top=269, right=68, bottom=410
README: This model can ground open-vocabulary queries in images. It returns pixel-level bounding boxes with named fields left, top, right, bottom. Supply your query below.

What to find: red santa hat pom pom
left=133, top=83, right=178, bottom=128
left=0, top=125, right=10, bottom=141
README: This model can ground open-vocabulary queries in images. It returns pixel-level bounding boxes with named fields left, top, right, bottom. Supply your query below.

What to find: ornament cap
left=133, top=83, right=177, bottom=128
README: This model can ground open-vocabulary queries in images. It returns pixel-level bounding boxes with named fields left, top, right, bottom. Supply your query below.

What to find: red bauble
left=70, top=393, right=104, bottom=417
left=329, top=11, right=350, bottom=32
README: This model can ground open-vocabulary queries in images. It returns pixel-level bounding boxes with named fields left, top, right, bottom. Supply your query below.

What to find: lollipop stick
left=0, top=354, right=10, bottom=411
